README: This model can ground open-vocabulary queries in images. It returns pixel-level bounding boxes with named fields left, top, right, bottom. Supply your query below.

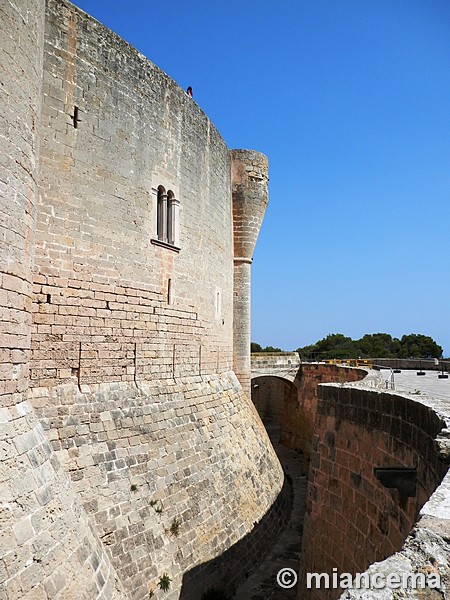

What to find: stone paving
left=379, top=368, right=450, bottom=400
left=233, top=425, right=307, bottom=599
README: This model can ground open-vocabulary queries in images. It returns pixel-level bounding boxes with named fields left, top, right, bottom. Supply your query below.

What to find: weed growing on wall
left=169, top=517, right=181, bottom=536
left=158, top=573, right=171, bottom=591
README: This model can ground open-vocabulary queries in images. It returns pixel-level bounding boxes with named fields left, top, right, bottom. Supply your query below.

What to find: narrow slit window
left=72, top=105, right=80, bottom=129
left=215, top=288, right=222, bottom=320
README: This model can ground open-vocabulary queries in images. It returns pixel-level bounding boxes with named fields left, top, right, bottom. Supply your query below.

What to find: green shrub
left=158, top=573, right=171, bottom=592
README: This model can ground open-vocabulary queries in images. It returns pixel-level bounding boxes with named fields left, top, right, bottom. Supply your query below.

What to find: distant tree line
left=295, top=333, right=443, bottom=360
left=251, top=342, right=282, bottom=353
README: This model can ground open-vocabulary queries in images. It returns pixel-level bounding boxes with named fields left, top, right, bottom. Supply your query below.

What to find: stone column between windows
left=168, top=196, right=180, bottom=246
left=160, top=192, right=168, bottom=241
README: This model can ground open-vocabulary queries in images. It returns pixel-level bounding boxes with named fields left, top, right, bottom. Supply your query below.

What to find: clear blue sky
left=72, top=0, right=450, bottom=356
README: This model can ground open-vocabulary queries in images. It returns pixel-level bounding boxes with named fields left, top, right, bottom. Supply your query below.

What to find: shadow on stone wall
left=252, top=375, right=299, bottom=440
left=179, top=478, right=291, bottom=600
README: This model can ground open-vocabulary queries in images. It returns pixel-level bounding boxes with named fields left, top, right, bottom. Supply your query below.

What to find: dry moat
left=246, top=354, right=450, bottom=600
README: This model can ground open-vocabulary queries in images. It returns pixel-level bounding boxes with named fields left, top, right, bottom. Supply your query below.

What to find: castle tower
left=0, top=5, right=129, bottom=596
left=1, top=0, right=44, bottom=416
left=231, top=149, right=269, bottom=397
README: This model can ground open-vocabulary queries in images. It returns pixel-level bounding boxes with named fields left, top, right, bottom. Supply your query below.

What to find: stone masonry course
left=1, top=0, right=282, bottom=598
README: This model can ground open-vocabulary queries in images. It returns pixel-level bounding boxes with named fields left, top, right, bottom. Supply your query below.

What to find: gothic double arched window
left=156, top=186, right=179, bottom=248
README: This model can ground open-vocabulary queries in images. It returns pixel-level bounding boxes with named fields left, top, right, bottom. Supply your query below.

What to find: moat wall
left=250, top=361, right=450, bottom=599
left=32, top=375, right=287, bottom=599
left=251, top=375, right=298, bottom=437
left=252, top=364, right=366, bottom=459
left=300, top=384, right=449, bottom=600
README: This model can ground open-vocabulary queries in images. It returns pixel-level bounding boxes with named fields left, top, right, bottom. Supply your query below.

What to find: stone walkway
left=379, top=368, right=450, bottom=399
left=233, top=425, right=307, bottom=599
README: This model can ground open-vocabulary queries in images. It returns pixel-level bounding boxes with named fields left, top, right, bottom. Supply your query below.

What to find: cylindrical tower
left=231, top=149, right=269, bottom=397
left=0, top=6, right=128, bottom=598
left=1, top=0, right=44, bottom=411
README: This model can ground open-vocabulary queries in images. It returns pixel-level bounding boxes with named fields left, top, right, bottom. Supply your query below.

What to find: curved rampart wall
left=1, top=1, right=125, bottom=598
left=284, top=365, right=366, bottom=460
left=32, top=374, right=287, bottom=599
left=300, top=384, right=449, bottom=600
left=252, top=376, right=298, bottom=436
left=251, top=364, right=366, bottom=459
left=8, top=1, right=287, bottom=598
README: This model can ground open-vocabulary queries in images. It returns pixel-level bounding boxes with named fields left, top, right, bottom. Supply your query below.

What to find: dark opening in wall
left=374, top=467, right=417, bottom=507
left=72, top=105, right=80, bottom=128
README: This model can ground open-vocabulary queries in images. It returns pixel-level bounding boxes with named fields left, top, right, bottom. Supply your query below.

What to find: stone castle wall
left=1, top=0, right=43, bottom=427
left=34, top=0, right=235, bottom=389
left=8, top=1, right=448, bottom=598
left=31, top=374, right=286, bottom=599
left=1, top=1, right=284, bottom=598
left=1, top=1, right=126, bottom=598
left=251, top=352, right=301, bottom=381
left=283, top=365, right=366, bottom=459
left=300, top=384, right=449, bottom=600
left=2, top=399, right=127, bottom=600
left=251, top=376, right=298, bottom=435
